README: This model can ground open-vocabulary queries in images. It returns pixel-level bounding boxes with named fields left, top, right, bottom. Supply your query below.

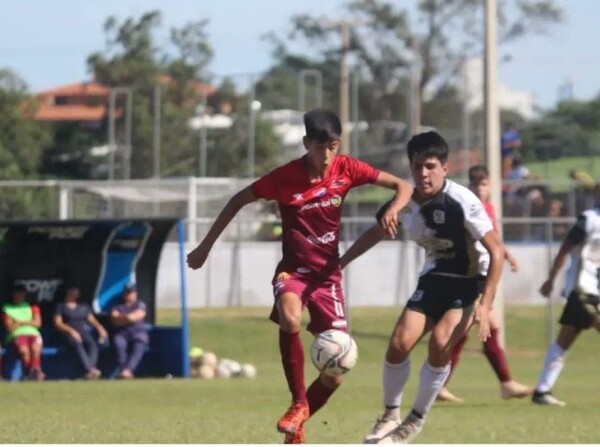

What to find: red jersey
left=483, top=200, right=498, bottom=232
left=252, top=155, right=380, bottom=282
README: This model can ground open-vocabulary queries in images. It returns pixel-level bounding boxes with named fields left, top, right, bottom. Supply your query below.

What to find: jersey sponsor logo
left=331, top=178, right=347, bottom=189
left=300, top=195, right=342, bottom=212
left=433, top=210, right=445, bottom=224
left=419, top=236, right=455, bottom=259
left=307, top=231, right=336, bottom=245
left=409, top=289, right=424, bottom=302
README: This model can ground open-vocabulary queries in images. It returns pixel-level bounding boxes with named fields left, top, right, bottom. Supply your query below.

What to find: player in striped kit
left=341, top=131, right=505, bottom=444
left=533, top=206, right=600, bottom=406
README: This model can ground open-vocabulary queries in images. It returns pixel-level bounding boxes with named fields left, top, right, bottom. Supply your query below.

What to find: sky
left=1, top=0, right=599, bottom=110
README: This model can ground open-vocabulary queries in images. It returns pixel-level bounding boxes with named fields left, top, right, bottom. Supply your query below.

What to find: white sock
left=412, top=361, right=451, bottom=418
left=536, top=341, right=566, bottom=393
left=382, top=358, right=411, bottom=418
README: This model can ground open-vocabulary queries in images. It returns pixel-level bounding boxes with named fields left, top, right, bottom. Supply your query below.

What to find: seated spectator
left=501, top=121, right=522, bottom=179
left=110, top=283, right=149, bottom=379
left=569, top=169, right=596, bottom=214
left=2, top=284, right=45, bottom=380
left=506, top=157, right=530, bottom=181
left=53, top=285, right=108, bottom=379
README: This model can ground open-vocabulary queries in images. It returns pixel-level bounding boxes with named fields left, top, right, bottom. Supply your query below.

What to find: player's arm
left=504, top=247, right=519, bottom=272
left=540, top=215, right=586, bottom=297
left=187, top=186, right=258, bottom=270
left=372, top=172, right=413, bottom=239
left=539, top=240, right=576, bottom=298
left=340, top=224, right=386, bottom=269
left=476, top=230, right=505, bottom=341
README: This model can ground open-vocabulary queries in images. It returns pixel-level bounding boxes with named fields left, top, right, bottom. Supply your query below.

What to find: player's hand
left=474, top=303, right=491, bottom=342
left=187, top=243, right=210, bottom=270
left=539, top=279, right=553, bottom=298
left=508, top=257, right=519, bottom=273
left=379, top=207, right=398, bottom=239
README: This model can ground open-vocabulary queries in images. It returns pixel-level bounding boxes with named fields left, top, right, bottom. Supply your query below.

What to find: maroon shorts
left=269, top=272, right=348, bottom=334
left=12, top=335, right=42, bottom=353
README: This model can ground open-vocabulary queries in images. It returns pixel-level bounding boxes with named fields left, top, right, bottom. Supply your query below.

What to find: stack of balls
left=189, top=347, right=257, bottom=379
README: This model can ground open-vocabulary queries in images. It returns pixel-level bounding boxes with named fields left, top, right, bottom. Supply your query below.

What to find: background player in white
left=340, top=131, right=504, bottom=444
left=534, top=207, right=600, bottom=406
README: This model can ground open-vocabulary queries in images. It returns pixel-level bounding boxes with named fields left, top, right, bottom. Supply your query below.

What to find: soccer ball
left=310, top=329, right=358, bottom=377
left=239, top=363, right=257, bottom=378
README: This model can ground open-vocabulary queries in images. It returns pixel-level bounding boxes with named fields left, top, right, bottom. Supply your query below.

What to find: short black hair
left=407, top=131, right=449, bottom=164
left=468, top=165, right=489, bottom=184
left=303, top=108, right=342, bottom=142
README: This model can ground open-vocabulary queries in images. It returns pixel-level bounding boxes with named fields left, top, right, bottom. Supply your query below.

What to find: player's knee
left=319, top=372, right=343, bottom=388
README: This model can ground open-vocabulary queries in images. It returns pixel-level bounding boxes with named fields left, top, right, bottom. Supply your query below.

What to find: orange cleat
left=277, top=403, right=309, bottom=434
left=284, top=424, right=305, bottom=444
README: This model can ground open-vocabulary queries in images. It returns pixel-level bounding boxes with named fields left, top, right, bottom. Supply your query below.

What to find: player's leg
left=273, top=274, right=309, bottom=435
left=532, top=291, right=591, bottom=406
left=483, top=310, right=533, bottom=399
left=364, top=307, right=430, bottom=444
left=437, top=333, right=467, bottom=402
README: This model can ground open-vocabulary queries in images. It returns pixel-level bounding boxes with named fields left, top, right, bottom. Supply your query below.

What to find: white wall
left=157, top=242, right=566, bottom=308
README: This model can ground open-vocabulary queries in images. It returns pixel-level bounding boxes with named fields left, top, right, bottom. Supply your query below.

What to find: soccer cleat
left=501, top=380, right=534, bottom=399
left=532, top=391, right=566, bottom=407
left=277, top=403, right=310, bottom=434
left=284, top=424, right=305, bottom=444
left=436, top=387, right=464, bottom=403
left=363, top=415, right=401, bottom=444
left=377, top=412, right=424, bottom=444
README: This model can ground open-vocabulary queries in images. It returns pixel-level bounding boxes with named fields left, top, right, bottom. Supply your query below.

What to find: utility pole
left=107, top=87, right=133, bottom=180
left=339, top=20, right=351, bottom=154
left=153, top=84, right=161, bottom=179
left=408, top=37, right=422, bottom=139
left=484, top=0, right=505, bottom=346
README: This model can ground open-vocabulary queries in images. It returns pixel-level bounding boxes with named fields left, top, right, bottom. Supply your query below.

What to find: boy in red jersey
left=437, top=164, right=532, bottom=403
left=186, top=108, right=413, bottom=444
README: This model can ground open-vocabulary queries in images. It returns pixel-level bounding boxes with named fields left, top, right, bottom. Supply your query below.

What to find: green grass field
left=1, top=306, right=598, bottom=444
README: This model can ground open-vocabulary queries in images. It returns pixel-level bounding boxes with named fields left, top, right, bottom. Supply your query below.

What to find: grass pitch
left=1, top=305, right=598, bottom=443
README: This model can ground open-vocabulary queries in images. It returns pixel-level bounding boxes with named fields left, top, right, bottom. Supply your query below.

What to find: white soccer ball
left=199, top=351, right=218, bottom=369
left=310, top=329, right=358, bottom=377
left=197, top=365, right=216, bottom=379
left=239, top=363, right=257, bottom=378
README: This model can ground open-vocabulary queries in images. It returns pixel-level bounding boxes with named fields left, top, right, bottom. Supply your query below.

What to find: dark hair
left=468, top=164, right=489, bottom=184
left=303, top=108, right=342, bottom=142
left=407, top=131, right=449, bottom=163
left=11, top=283, right=27, bottom=293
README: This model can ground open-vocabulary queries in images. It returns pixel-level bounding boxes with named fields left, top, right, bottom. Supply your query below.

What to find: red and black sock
left=307, top=377, right=339, bottom=416
left=446, top=334, right=468, bottom=385
left=279, top=330, right=307, bottom=405
left=483, top=328, right=511, bottom=383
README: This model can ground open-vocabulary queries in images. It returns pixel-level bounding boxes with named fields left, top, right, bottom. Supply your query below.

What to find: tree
left=88, top=11, right=214, bottom=179
left=266, top=0, right=563, bottom=121
left=0, top=69, right=56, bottom=218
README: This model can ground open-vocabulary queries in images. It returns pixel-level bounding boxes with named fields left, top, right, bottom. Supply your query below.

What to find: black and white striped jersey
left=564, top=208, right=600, bottom=297
left=378, top=180, right=494, bottom=278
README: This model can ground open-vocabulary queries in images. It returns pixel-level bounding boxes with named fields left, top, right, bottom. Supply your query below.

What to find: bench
left=1, top=325, right=186, bottom=381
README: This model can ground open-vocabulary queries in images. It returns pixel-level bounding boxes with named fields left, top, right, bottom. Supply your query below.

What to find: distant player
left=186, top=108, right=413, bottom=444
left=533, top=206, right=600, bottom=406
left=340, top=131, right=504, bottom=444
left=437, top=165, right=533, bottom=403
